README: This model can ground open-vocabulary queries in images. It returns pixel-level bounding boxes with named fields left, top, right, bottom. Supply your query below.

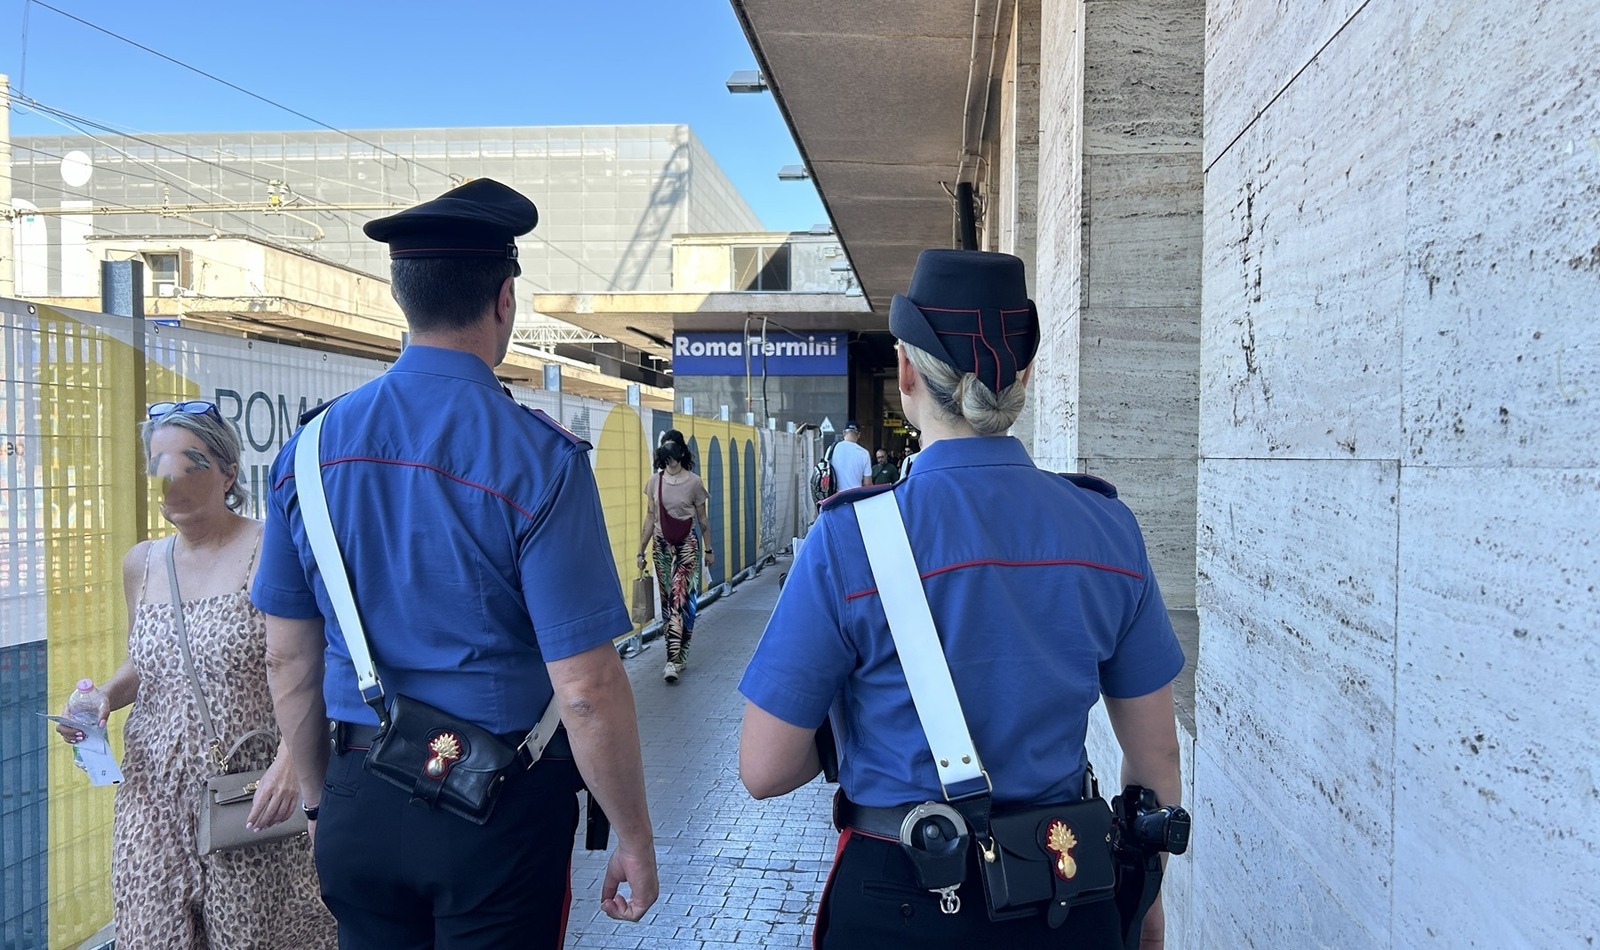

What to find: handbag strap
left=853, top=491, right=989, bottom=800
left=167, top=537, right=274, bottom=770
left=293, top=405, right=560, bottom=757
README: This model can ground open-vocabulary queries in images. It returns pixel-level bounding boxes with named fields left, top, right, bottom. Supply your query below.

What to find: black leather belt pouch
left=979, top=798, right=1117, bottom=927
left=364, top=693, right=521, bottom=826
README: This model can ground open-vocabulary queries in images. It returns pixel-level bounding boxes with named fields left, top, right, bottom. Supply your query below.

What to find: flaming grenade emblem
left=1045, top=819, right=1079, bottom=880
left=425, top=733, right=462, bottom=778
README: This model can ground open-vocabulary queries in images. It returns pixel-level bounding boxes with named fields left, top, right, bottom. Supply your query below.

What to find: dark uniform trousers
left=316, top=736, right=583, bottom=950
left=816, top=831, right=1122, bottom=949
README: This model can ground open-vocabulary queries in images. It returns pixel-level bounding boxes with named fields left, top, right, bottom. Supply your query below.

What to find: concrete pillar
left=100, top=259, right=145, bottom=320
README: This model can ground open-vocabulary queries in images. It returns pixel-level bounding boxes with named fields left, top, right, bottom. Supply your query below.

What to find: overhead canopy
left=729, top=0, right=990, bottom=313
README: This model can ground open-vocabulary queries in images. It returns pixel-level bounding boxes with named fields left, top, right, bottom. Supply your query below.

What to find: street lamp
left=726, top=70, right=768, bottom=94
left=777, top=164, right=810, bottom=181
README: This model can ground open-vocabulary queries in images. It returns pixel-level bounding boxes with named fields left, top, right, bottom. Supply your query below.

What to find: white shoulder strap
left=853, top=491, right=987, bottom=798
left=293, top=408, right=383, bottom=700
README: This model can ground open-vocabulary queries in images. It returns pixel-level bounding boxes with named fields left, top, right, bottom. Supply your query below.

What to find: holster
left=815, top=719, right=840, bottom=784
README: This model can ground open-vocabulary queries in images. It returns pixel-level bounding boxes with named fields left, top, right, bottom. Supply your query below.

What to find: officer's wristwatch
left=301, top=801, right=320, bottom=821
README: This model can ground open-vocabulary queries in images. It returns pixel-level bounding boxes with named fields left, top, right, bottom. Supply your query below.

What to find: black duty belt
left=329, top=720, right=572, bottom=764
left=834, top=792, right=933, bottom=841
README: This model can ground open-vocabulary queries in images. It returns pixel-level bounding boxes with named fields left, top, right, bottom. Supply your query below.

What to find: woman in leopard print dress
left=58, top=403, right=334, bottom=949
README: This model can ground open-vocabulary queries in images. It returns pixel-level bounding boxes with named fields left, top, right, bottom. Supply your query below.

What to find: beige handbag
left=168, top=538, right=308, bottom=854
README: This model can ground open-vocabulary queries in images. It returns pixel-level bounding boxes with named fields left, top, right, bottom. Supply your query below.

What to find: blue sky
left=0, top=0, right=827, bottom=230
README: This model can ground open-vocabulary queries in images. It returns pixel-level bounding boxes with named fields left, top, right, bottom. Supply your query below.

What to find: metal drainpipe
left=956, top=182, right=979, bottom=250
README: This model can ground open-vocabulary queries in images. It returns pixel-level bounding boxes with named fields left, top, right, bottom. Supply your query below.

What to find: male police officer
left=255, top=179, right=657, bottom=948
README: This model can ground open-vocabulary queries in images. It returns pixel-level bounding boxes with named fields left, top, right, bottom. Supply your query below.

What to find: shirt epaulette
left=1060, top=472, right=1118, bottom=498
left=527, top=408, right=592, bottom=450
left=819, top=482, right=897, bottom=512
left=297, top=396, right=343, bottom=427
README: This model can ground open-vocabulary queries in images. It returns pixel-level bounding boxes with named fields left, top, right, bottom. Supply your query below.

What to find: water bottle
left=65, top=679, right=104, bottom=727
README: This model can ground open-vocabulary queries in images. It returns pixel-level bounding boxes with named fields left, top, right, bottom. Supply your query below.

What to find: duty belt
left=329, top=720, right=572, bottom=763
left=835, top=791, right=949, bottom=841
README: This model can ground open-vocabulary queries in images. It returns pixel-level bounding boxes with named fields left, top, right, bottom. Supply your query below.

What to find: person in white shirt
left=829, top=422, right=873, bottom=493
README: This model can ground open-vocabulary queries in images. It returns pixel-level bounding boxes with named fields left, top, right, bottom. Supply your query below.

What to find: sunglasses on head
left=148, top=400, right=222, bottom=422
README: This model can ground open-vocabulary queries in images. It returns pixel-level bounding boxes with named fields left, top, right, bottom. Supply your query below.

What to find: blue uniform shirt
left=252, top=345, right=631, bottom=733
left=739, top=436, right=1185, bottom=808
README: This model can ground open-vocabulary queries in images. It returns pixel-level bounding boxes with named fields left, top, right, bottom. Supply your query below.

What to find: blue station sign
left=672, top=332, right=847, bottom=377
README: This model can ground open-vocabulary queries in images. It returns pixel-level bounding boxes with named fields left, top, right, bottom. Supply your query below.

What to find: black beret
left=363, top=178, right=538, bottom=276
left=888, top=249, right=1039, bottom=394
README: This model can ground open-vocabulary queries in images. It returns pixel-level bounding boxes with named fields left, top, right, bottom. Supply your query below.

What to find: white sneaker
left=663, top=661, right=679, bottom=683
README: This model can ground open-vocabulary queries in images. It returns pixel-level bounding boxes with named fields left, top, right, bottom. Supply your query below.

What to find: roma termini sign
left=672, top=332, right=847, bottom=376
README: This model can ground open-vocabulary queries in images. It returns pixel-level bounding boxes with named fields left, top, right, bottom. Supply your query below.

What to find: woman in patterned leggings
left=637, top=430, right=715, bottom=682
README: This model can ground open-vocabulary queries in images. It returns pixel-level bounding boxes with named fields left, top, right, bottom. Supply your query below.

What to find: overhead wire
left=27, top=0, right=455, bottom=182
left=16, top=93, right=283, bottom=186
left=10, top=146, right=619, bottom=294
left=10, top=84, right=660, bottom=302
left=12, top=98, right=421, bottom=268
left=8, top=140, right=218, bottom=190
left=13, top=95, right=459, bottom=226
left=17, top=0, right=32, bottom=99
left=0, top=171, right=145, bottom=209
left=13, top=96, right=445, bottom=256
left=17, top=97, right=276, bottom=238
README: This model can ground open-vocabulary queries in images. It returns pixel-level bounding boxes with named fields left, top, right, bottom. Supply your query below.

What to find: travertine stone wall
left=998, top=0, right=1042, bottom=457
left=1034, top=0, right=1203, bottom=610
left=1197, top=0, right=1600, bottom=945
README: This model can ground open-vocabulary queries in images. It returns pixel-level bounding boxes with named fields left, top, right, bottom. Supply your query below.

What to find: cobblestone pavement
left=565, top=560, right=836, bottom=949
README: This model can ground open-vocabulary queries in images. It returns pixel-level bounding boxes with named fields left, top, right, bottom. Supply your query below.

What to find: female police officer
left=737, top=249, right=1184, bottom=948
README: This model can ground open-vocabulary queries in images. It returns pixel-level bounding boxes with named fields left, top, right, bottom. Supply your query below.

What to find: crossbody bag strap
left=168, top=536, right=226, bottom=768
left=293, top=406, right=559, bottom=756
left=853, top=491, right=989, bottom=801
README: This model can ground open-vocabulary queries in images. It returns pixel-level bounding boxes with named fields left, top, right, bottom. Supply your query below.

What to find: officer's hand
left=599, top=842, right=659, bottom=922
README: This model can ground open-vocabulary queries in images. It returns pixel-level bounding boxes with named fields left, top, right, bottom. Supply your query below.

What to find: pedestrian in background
left=738, top=250, right=1184, bottom=948
left=255, top=179, right=657, bottom=948
left=899, top=435, right=921, bottom=480
left=869, top=449, right=899, bottom=485
left=58, top=401, right=333, bottom=949
left=637, top=429, right=714, bottom=683
left=830, top=421, right=873, bottom=491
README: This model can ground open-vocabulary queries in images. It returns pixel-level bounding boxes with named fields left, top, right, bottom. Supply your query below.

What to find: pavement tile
left=565, top=562, right=836, bottom=948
